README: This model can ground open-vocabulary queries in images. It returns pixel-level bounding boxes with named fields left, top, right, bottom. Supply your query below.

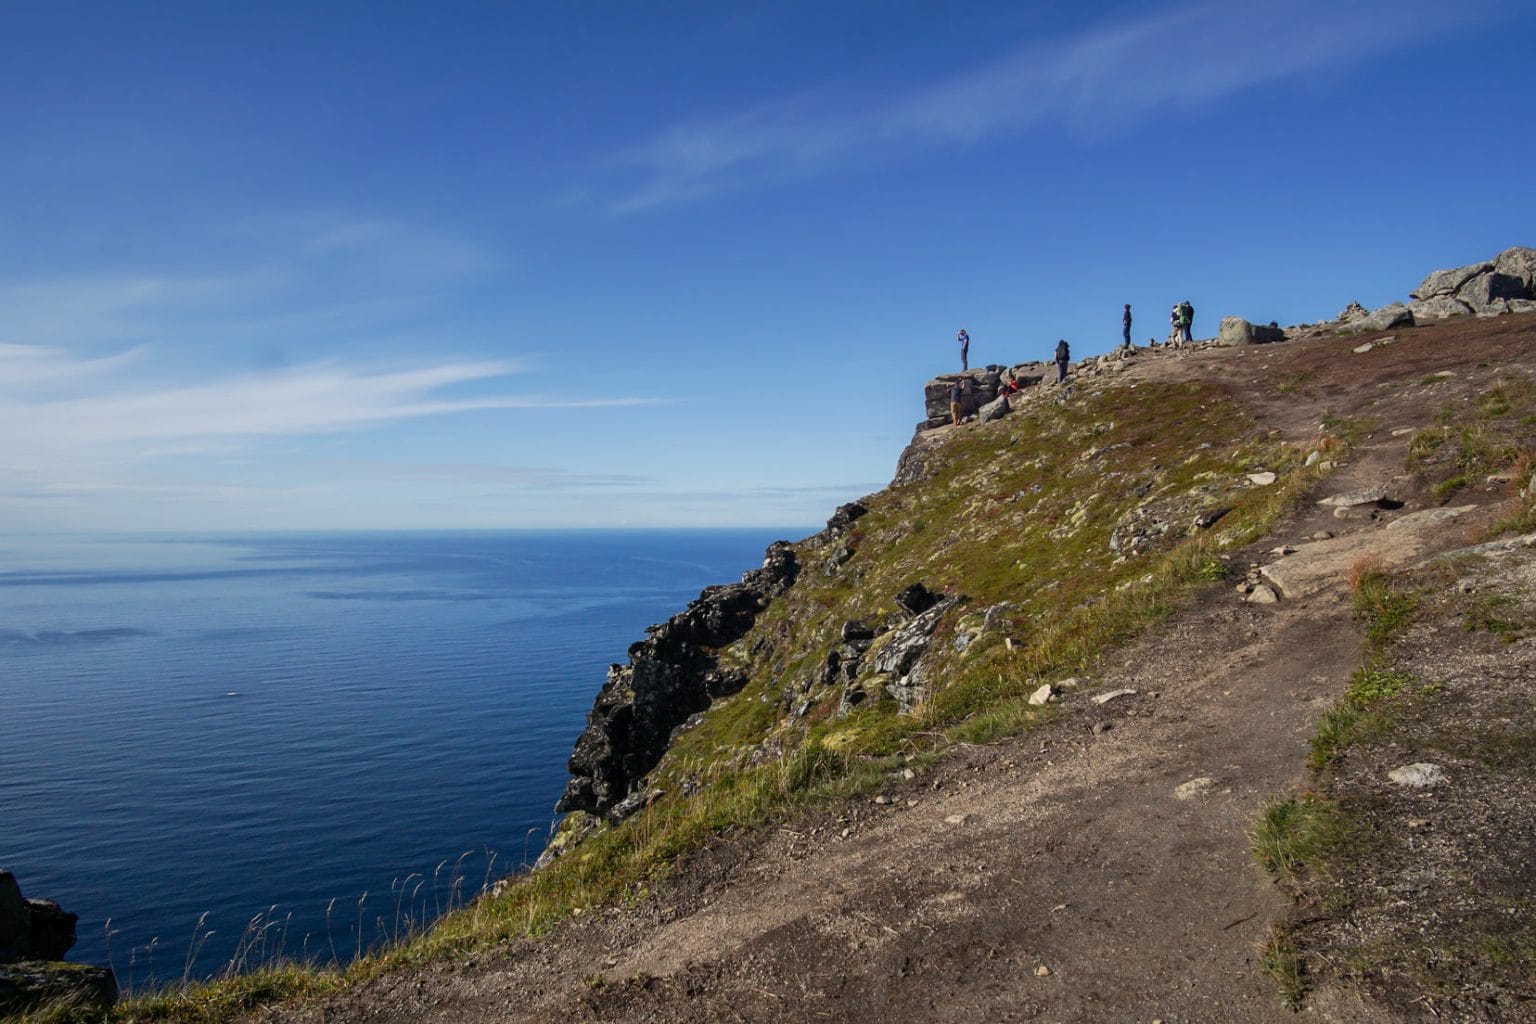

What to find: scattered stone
left=1056, top=676, right=1083, bottom=690
left=1387, top=762, right=1447, bottom=788
left=1304, top=450, right=1322, bottom=466
left=1091, top=721, right=1112, bottom=734
left=1028, top=683, right=1057, bottom=706
left=1270, top=545, right=1296, bottom=556
left=1390, top=427, right=1415, bottom=436
left=1174, top=777, right=1215, bottom=800
left=1352, top=341, right=1374, bottom=354
left=1245, top=584, right=1279, bottom=605
left=1091, top=688, right=1137, bottom=705
left=1311, top=530, right=1335, bottom=540
left=1247, top=471, right=1277, bottom=485
left=874, top=795, right=891, bottom=806
left=1035, top=965, right=1052, bottom=977
left=944, top=814, right=970, bottom=827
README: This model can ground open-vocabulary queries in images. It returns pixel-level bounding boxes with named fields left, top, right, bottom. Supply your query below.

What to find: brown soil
left=256, top=314, right=1536, bottom=1024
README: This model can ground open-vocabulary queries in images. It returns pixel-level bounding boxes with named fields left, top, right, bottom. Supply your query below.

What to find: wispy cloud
left=611, top=0, right=1461, bottom=210
left=0, top=346, right=661, bottom=477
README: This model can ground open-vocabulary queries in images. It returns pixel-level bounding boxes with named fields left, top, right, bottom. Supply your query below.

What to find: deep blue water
left=0, top=530, right=794, bottom=988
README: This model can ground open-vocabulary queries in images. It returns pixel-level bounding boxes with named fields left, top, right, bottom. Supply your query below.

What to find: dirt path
left=259, top=317, right=1536, bottom=1024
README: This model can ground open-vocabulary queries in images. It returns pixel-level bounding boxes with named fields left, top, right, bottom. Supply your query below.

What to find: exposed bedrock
left=556, top=540, right=801, bottom=820
left=0, top=871, right=117, bottom=1017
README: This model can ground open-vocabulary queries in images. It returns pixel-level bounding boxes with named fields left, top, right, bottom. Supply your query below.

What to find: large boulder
left=1217, top=317, right=1286, bottom=346
left=1341, top=303, right=1414, bottom=333
left=1457, top=270, right=1528, bottom=316
left=1408, top=296, right=1472, bottom=321
left=1493, top=246, right=1536, bottom=295
left=1412, top=259, right=1494, bottom=300
left=976, top=394, right=1010, bottom=423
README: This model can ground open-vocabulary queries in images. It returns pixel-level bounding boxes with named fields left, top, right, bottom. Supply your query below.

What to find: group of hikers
left=948, top=299, right=1195, bottom=426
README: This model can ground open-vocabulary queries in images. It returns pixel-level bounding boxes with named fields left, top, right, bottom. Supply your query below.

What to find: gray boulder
left=1341, top=303, right=1414, bottom=333
left=1493, top=246, right=1536, bottom=295
left=977, top=394, right=1010, bottom=424
left=1457, top=270, right=1528, bottom=315
left=0, top=962, right=118, bottom=1018
left=1412, top=259, right=1494, bottom=300
left=1217, top=317, right=1286, bottom=346
left=1408, top=295, right=1472, bottom=321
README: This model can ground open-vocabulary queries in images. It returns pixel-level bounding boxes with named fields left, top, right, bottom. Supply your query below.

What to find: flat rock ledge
left=0, top=871, right=116, bottom=1017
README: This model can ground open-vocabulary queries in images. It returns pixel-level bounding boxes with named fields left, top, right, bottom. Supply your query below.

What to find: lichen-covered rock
left=977, top=394, right=1010, bottom=423
left=1217, top=317, right=1286, bottom=346
left=1411, top=259, right=1494, bottom=300
left=1457, top=271, right=1527, bottom=316
left=556, top=541, right=800, bottom=820
left=1340, top=303, right=1414, bottom=333
left=1408, top=295, right=1472, bottom=321
left=1492, top=246, right=1536, bottom=295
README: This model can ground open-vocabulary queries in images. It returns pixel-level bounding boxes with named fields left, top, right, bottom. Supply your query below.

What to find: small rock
left=944, top=813, right=970, bottom=827
left=1056, top=676, right=1083, bottom=689
left=1028, top=683, right=1057, bottom=706
left=1387, top=763, right=1447, bottom=788
left=1246, top=584, right=1279, bottom=604
left=1091, top=688, right=1137, bottom=705
left=1174, top=777, right=1215, bottom=800
left=900, top=768, right=916, bottom=781
left=1270, top=545, right=1295, bottom=556
left=1390, top=427, right=1415, bottom=437
left=1247, top=471, right=1277, bottom=485
left=874, top=795, right=891, bottom=805
left=1091, top=721, right=1112, bottom=734
left=1352, top=342, right=1374, bottom=354
left=1035, top=965, right=1052, bottom=977
left=1311, top=530, right=1335, bottom=540
left=1304, top=450, right=1322, bottom=467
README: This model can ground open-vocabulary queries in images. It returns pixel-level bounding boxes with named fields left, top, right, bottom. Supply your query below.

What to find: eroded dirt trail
left=260, top=319, right=1534, bottom=1024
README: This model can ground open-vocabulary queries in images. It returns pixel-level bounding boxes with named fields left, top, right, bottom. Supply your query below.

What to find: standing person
left=1054, top=339, right=1071, bottom=383
left=1122, top=304, right=1133, bottom=349
left=1179, top=300, right=1194, bottom=345
left=1169, top=304, right=1183, bottom=348
left=949, top=378, right=965, bottom=426
left=957, top=329, right=970, bottom=371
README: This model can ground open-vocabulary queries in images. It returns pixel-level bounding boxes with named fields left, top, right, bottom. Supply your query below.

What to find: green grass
left=1250, top=796, right=1349, bottom=886
left=1463, top=592, right=1528, bottom=641
left=1258, top=925, right=1309, bottom=1011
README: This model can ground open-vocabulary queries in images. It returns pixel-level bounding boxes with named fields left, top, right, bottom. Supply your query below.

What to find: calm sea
left=0, top=529, right=794, bottom=988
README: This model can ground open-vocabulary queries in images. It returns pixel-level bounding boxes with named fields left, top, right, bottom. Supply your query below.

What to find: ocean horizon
left=1, top=528, right=803, bottom=988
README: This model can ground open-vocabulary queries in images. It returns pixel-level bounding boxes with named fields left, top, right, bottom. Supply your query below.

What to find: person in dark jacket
left=949, top=378, right=965, bottom=426
left=1054, top=339, right=1070, bottom=383
left=957, top=329, right=970, bottom=371
left=1122, top=304, right=1132, bottom=349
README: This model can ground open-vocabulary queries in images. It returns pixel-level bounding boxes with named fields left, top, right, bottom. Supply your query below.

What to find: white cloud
left=0, top=346, right=662, bottom=483
left=610, top=0, right=1465, bottom=210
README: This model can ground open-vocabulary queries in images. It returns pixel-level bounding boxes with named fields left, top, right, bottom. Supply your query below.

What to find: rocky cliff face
left=0, top=871, right=116, bottom=1016
left=556, top=540, right=803, bottom=821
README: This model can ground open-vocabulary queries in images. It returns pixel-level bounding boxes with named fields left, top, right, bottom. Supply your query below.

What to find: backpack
left=1179, top=302, right=1193, bottom=325
left=1055, top=340, right=1070, bottom=361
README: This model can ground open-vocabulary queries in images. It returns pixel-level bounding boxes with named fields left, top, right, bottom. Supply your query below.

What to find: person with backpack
left=1179, top=300, right=1194, bottom=344
left=1054, top=339, right=1071, bottom=383
left=957, top=329, right=970, bottom=371
left=1122, top=304, right=1132, bottom=349
left=1169, top=304, right=1183, bottom=348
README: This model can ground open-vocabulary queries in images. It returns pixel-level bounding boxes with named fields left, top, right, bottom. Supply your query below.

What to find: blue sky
left=3, top=0, right=1533, bottom=531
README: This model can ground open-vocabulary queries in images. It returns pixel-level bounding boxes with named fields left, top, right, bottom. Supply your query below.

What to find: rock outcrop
left=0, top=871, right=116, bottom=1017
left=1217, top=317, right=1286, bottom=346
left=556, top=541, right=801, bottom=820
left=1410, top=247, right=1536, bottom=317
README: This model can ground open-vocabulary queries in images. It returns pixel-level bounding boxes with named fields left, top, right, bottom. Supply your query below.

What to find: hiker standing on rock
left=1169, top=304, right=1183, bottom=348
left=1054, top=339, right=1070, bottom=383
left=1179, top=300, right=1194, bottom=345
left=1122, top=304, right=1133, bottom=349
left=957, top=329, right=970, bottom=371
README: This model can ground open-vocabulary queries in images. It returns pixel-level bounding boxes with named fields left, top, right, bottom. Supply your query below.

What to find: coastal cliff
left=65, top=247, right=1536, bottom=1023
